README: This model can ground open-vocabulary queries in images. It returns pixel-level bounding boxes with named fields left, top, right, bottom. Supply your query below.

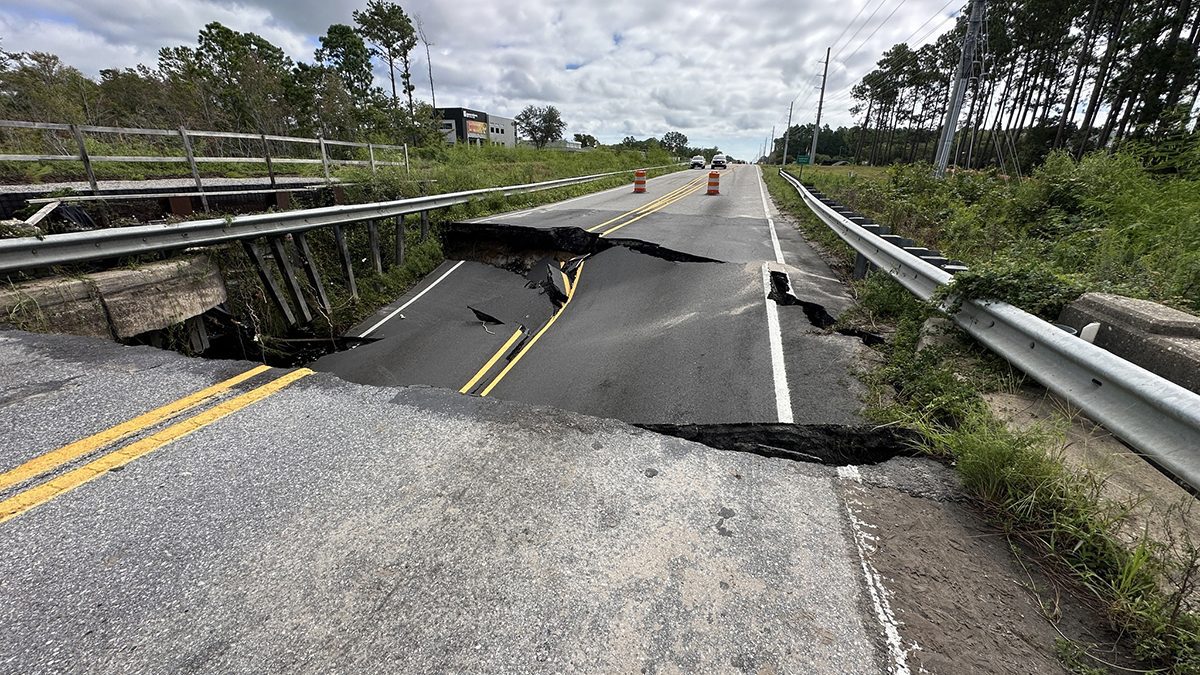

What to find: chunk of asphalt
left=467, top=306, right=506, bottom=326
left=525, top=255, right=570, bottom=305
left=635, top=422, right=917, bottom=465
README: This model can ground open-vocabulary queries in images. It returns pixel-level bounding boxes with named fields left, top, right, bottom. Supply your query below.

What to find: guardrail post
left=178, top=127, right=210, bottom=213
left=394, top=214, right=406, bottom=268
left=260, top=134, right=276, bottom=187
left=331, top=224, right=358, bottom=301
left=368, top=144, right=377, bottom=175
left=419, top=180, right=430, bottom=242
left=367, top=220, right=383, bottom=274
left=68, top=124, right=99, bottom=195
left=293, top=231, right=331, bottom=316
left=268, top=235, right=313, bottom=324
left=242, top=240, right=297, bottom=327
left=318, top=134, right=332, bottom=184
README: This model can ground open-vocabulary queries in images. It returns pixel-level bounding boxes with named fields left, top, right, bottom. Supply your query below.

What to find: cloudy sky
left=1, top=0, right=963, bottom=159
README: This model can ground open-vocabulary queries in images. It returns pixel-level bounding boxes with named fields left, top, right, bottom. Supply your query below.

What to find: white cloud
left=0, top=0, right=963, bottom=159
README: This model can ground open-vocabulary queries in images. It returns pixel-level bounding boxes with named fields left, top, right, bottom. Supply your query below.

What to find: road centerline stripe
left=478, top=261, right=586, bottom=397
left=584, top=175, right=707, bottom=233
left=0, top=368, right=315, bottom=524
left=459, top=327, right=525, bottom=394
left=600, top=181, right=706, bottom=237
left=0, top=364, right=273, bottom=493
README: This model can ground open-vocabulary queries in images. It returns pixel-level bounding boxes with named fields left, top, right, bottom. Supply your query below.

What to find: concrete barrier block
left=0, top=277, right=114, bottom=339
left=87, top=256, right=227, bottom=339
left=1060, top=292, right=1200, bottom=394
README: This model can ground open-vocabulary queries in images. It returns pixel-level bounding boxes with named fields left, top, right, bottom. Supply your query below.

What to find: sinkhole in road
left=438, top=222, right=910, bottom=466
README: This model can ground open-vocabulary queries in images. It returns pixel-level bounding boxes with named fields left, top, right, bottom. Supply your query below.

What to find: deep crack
left=636, top=422, right=916, bottom=465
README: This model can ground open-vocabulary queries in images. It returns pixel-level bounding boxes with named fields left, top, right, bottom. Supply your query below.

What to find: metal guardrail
left=0, top=165, right=677, bottom=275
left=779, top=169, right=1200, bottom=490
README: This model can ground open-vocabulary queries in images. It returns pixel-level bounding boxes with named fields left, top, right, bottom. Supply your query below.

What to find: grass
left=787, top=150, right=1200, bottom=314
left=761, top=167, right=1200, bottom=673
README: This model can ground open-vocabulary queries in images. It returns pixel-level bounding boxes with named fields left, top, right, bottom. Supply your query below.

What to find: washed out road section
left=0, top=331, right=883, bottom=673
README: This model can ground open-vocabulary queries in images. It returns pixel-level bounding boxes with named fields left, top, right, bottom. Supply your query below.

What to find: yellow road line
left=0, top=368, right=314, bottom=524
left=0, top=364, right=273, bottom=492
left=479, top=261, right=586, bottom=397
left=458, top=327, right=524, bottom=394
left=584, top=175, right=707, bottom=233
left=600, top=181, right=706, bottom=237
left=461, top=173, right=705, bottom=397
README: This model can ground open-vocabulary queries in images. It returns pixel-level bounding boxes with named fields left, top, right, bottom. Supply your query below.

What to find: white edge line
left=762, top=263, right=794, bottom=424
left=842, top=487, right=915, bottom=675
left=756, top=165, right=786, bottom=265
left=357, top=260, right=466, bottom=338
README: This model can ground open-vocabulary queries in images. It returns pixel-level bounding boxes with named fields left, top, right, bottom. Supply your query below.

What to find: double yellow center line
left=0, top=365, right=313, bottom=524
left=461, top=171, right=712, bottom=396
left=585, top=174, right=708, bottom=237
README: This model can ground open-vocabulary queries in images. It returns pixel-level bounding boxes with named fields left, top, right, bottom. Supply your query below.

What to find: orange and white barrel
left=706, top=171, right=720, bottom=195
left=633, top=169, right=647, bottom=193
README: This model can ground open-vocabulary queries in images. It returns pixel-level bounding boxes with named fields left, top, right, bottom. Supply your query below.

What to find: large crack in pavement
left=317, top=221, right=907, bottom=465
left=443, top=221, right=722, bottom=273
left=636, top=422, right=916, bottom=465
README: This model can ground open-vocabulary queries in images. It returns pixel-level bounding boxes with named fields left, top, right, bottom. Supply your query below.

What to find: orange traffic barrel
left=706, top=171, right=720, bottom=195
left=633, top=169, right=647, bottom=193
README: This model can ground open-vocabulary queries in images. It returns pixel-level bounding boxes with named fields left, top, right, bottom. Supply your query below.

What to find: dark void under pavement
left=311, top=222, right=913, bottom=465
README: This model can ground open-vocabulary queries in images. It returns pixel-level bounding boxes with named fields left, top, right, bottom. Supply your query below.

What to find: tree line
left=770, top=0, right=1200, bottom=173
left=616, top=131, right=727, bottom=160
left=0, top=1, right=443, bottom=145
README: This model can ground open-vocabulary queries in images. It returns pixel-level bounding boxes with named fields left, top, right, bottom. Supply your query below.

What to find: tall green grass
left=794, top=149, right=1200, bottom=312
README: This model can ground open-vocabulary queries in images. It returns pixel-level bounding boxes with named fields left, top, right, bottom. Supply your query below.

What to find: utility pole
left=781, top=101, right=794, bottom=165
left=934, top=0, right=986, bottom=177
left=769, top=125, right=776, bottom=163
left=809, top=47, right=831, bottom=166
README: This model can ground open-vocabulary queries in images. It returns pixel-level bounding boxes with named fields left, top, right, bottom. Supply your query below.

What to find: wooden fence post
left=318, top=135, right=332, bottom=184
left=68, top=124, right=99, bottom=195
left=178, top=127, right=210, bottom=213
left=368, top=143, right=377, bottom=174
left=260, top=134, right=276, bottom=187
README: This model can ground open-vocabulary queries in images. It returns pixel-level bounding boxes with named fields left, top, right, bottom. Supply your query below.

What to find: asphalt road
left=315, top=166, right=867, bottom=426
left=0, top=331, right=889, bottom=673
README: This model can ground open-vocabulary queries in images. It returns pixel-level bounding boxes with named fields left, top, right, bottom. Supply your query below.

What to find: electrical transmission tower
left=934, top=0, right=986, bottom=177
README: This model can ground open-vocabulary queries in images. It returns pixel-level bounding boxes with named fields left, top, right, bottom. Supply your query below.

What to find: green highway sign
left=796, top=155, right=811, bottom=165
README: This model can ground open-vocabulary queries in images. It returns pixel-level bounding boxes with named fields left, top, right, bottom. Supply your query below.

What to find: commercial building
left=487, top=115, right=517, bottom=147
left=437, top=108, right=517, bottom=147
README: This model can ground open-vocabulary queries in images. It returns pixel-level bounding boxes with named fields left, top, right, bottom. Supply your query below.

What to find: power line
left=841, top=0, right=913, bottom=69
left=832, top=0, right=892, bottom=62
left=817, top=10, right=963, bottom=110
left=829, top=0, right=877, bottom=56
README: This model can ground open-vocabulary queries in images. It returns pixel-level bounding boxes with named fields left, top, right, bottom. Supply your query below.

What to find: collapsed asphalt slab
left=317, top=227, right=870, bottom=428
left=0, top=330, right=886, bottom=673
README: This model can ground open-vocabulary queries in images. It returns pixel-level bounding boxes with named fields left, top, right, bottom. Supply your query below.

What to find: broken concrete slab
left=0, top=255, right=226, bottom=344
left=1059, top=293, right=1200, bottom=393
left=87, top=256, right=226, bottom=339
left=0, top=277, right=113, bottom=339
